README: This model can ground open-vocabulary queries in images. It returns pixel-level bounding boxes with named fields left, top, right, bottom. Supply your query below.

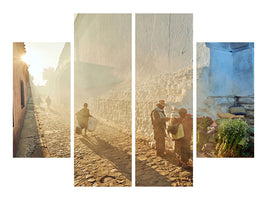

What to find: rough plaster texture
left=197, top=43, right=210, bottom=68
left=135, top=14, right=193, bottom=144
left=136, top=68, right=193, bottom=141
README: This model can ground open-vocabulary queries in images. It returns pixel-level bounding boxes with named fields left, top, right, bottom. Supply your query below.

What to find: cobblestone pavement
left=74, top=121, right=132, bottom=187
left=34, top=103, right=71, bottom=158
left=136, top=139, right=193, bottom=186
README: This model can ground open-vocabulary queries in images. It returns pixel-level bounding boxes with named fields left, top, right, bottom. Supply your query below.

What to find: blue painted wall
left=232, top=48, right=254, bottom=96
left=206, top=42, right=254, bottom=97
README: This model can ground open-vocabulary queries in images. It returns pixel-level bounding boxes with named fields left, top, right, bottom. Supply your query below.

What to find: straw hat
left=158, top=100, right=168, bottom=106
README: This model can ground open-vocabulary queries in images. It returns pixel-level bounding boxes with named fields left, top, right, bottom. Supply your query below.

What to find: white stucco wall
left=135, top=14, right=193, bottom=140
left=74, top=14, right=132, bottom=131
left=136, top=14, right=193, bottom=79
left=197, top=43, right=210, bottom=68
left=75, top=14, right=131, bottom=80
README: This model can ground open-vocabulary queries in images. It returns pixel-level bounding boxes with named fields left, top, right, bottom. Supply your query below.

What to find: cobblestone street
left=74, top=119, right=193, bottom=187
left=136, top=138, right=193, bottom=186
left=74, top=121, right=132, bottom=187
left=34, top=102, right=71, bottom=158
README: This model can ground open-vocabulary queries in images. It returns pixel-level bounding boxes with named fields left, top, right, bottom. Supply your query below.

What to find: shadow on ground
left=79, top=135, right=132, bottom=181
left=135, top=158, right=172, bottom=186
left=15, top=96, right=44, bottom=158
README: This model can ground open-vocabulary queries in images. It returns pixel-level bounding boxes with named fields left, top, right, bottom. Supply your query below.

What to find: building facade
left=13, top=42, right=30, bottom=156
left=54, top=43, right=71, bottom=110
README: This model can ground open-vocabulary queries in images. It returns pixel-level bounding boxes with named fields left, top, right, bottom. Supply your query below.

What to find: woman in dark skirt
left=174, top=108, right=193, bottom=166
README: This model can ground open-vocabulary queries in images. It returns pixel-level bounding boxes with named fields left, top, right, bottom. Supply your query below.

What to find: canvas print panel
left=135, top=14, right=193, bottom=186
left=13, top=42, right=70, bottom=158
left=197, top=42, right=254, bottom=158
left=74, top=14, right=132, bottom=187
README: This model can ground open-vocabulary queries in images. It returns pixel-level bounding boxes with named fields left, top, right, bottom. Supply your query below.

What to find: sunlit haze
left=23, top=43, right=65, bottom=86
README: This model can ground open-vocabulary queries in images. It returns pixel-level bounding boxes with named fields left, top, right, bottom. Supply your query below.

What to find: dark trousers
left=155, top=137, right=165, bottom=156
left=154, top=127, right=166, bottom=156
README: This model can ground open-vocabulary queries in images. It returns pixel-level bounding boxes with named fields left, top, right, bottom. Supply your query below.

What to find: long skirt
left=78, top=118, right=89, bottom=130
left=175, top=138, right=191, bottom=162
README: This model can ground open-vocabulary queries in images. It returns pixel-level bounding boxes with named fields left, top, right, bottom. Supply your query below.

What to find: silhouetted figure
left=151, top=100, right=170, bottom=156
left=174, top=108, right=193, bottom=166
left=46, top=96, right=51, bottom=109
left=76, top=103, right=92, bottom=136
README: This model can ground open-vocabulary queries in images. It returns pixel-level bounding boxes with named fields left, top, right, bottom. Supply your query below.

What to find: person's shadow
left=79, top=135, right=191, bottom=186
left=135, top=140, right=193, bottom=186
left=135, top=157, right=173, bottom=186
left=79, top=136, right=132, bottom=181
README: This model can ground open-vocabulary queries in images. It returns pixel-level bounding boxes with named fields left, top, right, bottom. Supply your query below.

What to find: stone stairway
left=239, top=96, right=254, bottom=127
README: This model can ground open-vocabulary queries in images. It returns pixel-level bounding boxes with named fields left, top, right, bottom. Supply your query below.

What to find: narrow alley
left=16, top=94, right=71, bottom=158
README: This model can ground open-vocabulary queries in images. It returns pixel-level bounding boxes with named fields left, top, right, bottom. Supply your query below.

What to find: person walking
left=151, top=100, right=170, bottom=156
left=46, top=96, right=51, bottom=109
left=76, top=103, right=92, bottom=136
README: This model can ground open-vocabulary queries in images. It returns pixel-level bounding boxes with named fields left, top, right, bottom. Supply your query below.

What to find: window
left=21, top=80, right=25, bottom=108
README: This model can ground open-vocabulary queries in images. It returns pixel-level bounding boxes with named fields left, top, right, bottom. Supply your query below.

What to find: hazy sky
left=23, top=43, right=65, bottom=86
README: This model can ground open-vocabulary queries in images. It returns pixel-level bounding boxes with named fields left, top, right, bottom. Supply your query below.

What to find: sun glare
left=21, top=54, right=29, bottom=64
